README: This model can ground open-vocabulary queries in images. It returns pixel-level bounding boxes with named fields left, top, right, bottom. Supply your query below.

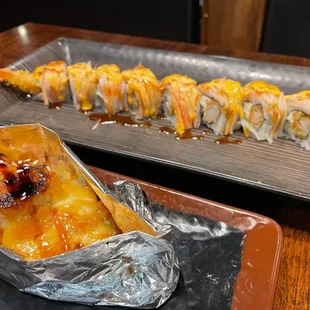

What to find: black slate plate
left=0, top=37, right=310, bottom=200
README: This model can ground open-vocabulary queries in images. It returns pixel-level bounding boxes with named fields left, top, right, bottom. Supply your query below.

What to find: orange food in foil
left=0, top=125, right=155, bottom=261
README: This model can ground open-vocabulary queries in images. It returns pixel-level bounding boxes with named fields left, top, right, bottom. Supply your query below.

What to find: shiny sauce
left=159, top=127, right=176, bottom=134
left=176, top=132, right=204, bottom=140
left=159, top=127, right=204, bottom=140
left=88, top=113, right=151, bottom=128
left=88, top=114, right=242, bottom=144
left=0, top=158, right=48, bottom=206
left=202, top=129, right=212, bottom=135
left=49, top=103, right=63, bottom=110
left=215, top=137, right=243, bottom=145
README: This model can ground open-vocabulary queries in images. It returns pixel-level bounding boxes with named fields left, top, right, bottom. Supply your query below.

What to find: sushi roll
left=67, top=63, right=98, bottom=112
left=122, top=65, right=161, bottom=119
left=160, top=74, right=201, bottom=134
left=0, top=67, right=41, bottom=94
left=284, top=91, right=310, bottom=150
left=37, top=61, right=68, bottom=106
left=240, top=81, right=286, bottom=143
left=198, top=79, right=244, bottom=135
left=96, top=64, right=127, bottom=115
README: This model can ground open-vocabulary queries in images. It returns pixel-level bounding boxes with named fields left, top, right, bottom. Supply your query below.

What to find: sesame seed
left=46, top=165, right=51, bottom=171
left=32, top=160, right=39, bottom=165
left=23, top=164, right=29, bottom=167
left=17, top=160, right=23, bottom=164
left=0, top=160, right=6, bottom=164
left=16, top=169, right=24, bottom=173
left=92, top=120, right=100, bottom=131
left=24, top=159, right=31, bottom=162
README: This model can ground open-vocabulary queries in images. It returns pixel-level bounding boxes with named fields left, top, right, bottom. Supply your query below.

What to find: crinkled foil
left=0, top=124, right=179, bottom=309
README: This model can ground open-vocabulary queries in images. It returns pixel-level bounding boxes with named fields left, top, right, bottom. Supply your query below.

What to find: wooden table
left=1, top=23, right=310, bottom=310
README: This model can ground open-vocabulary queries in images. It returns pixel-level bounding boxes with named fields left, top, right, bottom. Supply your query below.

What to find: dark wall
left=262, top=0, right=310, bottom=57
left=1, top=0, right=200, bottom=43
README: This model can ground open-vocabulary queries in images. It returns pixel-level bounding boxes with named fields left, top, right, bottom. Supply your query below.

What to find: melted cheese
left=161, top=74, right=200, bottom=134
left=96, top=64, right=126, bottom=114
left=286, top=90, right=310, bottom=102
left=40, top=61, right=68, bottom=104
left=122, top=65, right=161, bottom=118
left=67, top=63, right=98, bottom=111
left=243, top=80, right=281, bottom=100
left=199, top=79, right=244, bottom=134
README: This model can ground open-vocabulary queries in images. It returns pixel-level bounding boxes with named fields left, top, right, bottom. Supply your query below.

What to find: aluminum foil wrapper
left=0, top=124, right=179, bottom=308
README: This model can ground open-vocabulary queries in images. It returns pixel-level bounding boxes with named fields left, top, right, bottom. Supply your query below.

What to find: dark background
left=0, top=0, right=200, bottom=43
left=261, top=0, right=310, bottom=57
left=2, top=0, right=310, bottom=57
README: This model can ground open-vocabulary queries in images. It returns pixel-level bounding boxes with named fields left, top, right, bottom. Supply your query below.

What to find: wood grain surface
left=201, top=0, right=267, bottom=52
left=1, top=23, right=310, bottom=310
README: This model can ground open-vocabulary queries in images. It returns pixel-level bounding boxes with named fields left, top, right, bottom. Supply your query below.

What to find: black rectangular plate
left=1, top=37, right=310, bottom=200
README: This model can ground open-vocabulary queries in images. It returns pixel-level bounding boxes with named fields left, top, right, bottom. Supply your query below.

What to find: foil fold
left=0, top=124, right=179, bottom=308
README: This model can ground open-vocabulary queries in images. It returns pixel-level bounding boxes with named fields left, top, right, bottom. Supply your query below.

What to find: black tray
left=0, top=167, right=283, bottom=310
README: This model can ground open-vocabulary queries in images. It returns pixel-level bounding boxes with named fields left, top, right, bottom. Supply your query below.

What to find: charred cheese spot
left=0, top=155, right=50, bottom=209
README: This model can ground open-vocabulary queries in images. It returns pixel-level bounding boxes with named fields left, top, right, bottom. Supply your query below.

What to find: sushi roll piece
left=284, top=90, right=310, bottom=150
left=122, top=65, right=161, bottom=119
left=67, top=63, right=98, bottom=112
left=37, top=61, right=68, bottom=106
left=0, top=67, right=41, bottom=94
left=198, top=79, right=244, bottom=135
left=96, top=64, right=127, bottom=115
left=241, top=81, right=286, bottom=143
left=160, top=74, right=201, bottom=134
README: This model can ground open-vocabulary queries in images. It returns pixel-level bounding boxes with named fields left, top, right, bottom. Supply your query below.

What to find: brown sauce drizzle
left=202, top=129, right=212, bottom=135
left=122, top=256, right=133, bottom=263
left=159, top=127, right=176, bottom=134
left=88, top=113, right=151, bottom=128
left=159, top=127, right=204, bottom=140
left=215, top=137, right=243, bottom=145
left=88, top=114, right=242, bottom=145
left=157, top=111, right=167, bottom=120
left=127, top=265, right=135, bottom=275
left=49, top=103, right=63, bottom=110
left=176, top=132, right=204, bottom=140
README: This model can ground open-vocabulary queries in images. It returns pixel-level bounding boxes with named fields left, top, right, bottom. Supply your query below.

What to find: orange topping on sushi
left=67, top=63, right=98, bottom=111
left=122, top=65, right=161, bottom=119
left=243, top=81, right=284, bottom=137
left=286, top=90, right=310, bottom=102
left=96, top=64, right=127, bottom=115
left=0, top=68, right=41, bottom=94
left=161, top=74, right=200, bottom=134
left=199, top=79, right=244, bottom=135
left=39, top=61, right=68, bottom=105
left=243, top=81, right=281, bottom=99
left=160, top=74, right=197, bottom=91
